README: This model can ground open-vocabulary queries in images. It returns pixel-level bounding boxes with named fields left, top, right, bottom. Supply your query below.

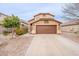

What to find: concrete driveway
left=26, top=34, right=79, bottom=56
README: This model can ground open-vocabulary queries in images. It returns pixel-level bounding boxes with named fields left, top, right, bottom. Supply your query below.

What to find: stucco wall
left=31, top=20, right=61, bottom=34
left=0, top=15, right=7, bottom=34
left=0, top=15, right=6, bottom=21
left=61, top=25, right=79, bottom=33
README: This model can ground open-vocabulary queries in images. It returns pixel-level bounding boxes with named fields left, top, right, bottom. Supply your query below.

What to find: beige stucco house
left=61, top=19, right=79, bottom=33
left=20, top=19, right=28, bottom=28
left=28, top=13, right=62, bottom=34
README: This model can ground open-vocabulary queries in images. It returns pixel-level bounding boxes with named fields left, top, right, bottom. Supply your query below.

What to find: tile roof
left=28, top=18, right=62, bottom=24
left=28, top=13, right=55, bottom=22
left=0, top=12, right=8, bottom=16
left=34, top=13, right=55, bottom=17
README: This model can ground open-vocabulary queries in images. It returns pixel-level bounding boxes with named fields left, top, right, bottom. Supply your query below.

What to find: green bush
left=15, top=27, right=28, bottom=35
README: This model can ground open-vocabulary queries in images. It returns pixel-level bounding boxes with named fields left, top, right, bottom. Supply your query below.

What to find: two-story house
left=28, top=13, right=62, bottom=34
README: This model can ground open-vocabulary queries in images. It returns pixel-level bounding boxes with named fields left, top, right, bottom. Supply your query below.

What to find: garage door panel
left=36, top=25, right=57, bottom=34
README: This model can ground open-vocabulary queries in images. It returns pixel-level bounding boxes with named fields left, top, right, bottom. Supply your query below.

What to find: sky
left=0, top=3, right=65, bottom=22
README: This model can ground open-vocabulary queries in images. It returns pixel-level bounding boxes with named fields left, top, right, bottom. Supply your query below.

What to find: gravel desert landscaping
left=61, top=32, right=79, bottom=43
left=0, top=34, right=33, bottom=56
left=0, top=33, right=79, bottom=56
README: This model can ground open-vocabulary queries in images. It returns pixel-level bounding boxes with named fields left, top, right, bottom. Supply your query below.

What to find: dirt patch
left=0, top=35, right=33, bottom=56
left=61, top=32, right=79, bottom=43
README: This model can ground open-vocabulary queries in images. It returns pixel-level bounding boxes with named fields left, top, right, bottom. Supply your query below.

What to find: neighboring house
left=28, top=13, right=62, bottom=34
left=4, top=19, right=28, bottom=33
left=61, top=19, right=79, bottom=33
left=0, top=12, right=8, bottom=34
left=20, top=19, right=28, bottom=28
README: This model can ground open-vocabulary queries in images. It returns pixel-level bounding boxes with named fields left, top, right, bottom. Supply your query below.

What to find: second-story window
left=43, top=14, right=46, bottom=16
left=44, top=20, right=49, bottom=23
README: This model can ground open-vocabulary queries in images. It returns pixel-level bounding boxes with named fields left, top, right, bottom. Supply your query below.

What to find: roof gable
left=29, top=18, right=62, bottom=24
left=28, top=13, right=61, bottom=24
left=34, top=13, right=54, bottom=17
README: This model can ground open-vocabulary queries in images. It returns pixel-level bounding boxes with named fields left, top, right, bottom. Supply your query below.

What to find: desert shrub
left=74, top=31, right=79, bottom=34
left=3, top=30, right=11, bottom=35
left=23, top=27, right=28, bottom=33
left=15, top=27, right=28, bottom=35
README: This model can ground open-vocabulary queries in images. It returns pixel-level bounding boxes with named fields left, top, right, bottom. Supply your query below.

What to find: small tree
left=2, top=15, right=20, bottom=39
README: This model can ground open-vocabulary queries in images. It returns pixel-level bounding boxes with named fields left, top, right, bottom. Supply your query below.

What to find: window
left=44, top=20, right=49, bottom=23
left=42, top=14, right=46, bottom=16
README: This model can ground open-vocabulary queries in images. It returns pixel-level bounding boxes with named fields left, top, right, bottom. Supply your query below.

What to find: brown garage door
left=36, top=25, right=57, bottom=34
